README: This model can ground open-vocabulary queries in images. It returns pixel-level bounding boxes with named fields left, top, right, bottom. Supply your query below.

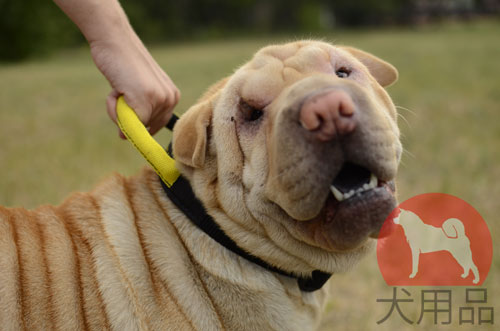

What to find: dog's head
left=173, top=41, right=401, bottom=274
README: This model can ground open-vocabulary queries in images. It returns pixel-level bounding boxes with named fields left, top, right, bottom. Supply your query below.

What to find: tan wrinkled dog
left=0, top=41, right=402, bottom=331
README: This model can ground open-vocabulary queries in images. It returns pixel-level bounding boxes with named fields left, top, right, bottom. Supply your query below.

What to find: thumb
left=106, top=90, right=120, bottom=124
left=106, top=90, right=128, bottom=140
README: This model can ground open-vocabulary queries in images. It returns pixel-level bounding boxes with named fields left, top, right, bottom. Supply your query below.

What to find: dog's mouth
left=330, top=162, right=379, bottom=201
left=295, top=162, right=397, bottom=251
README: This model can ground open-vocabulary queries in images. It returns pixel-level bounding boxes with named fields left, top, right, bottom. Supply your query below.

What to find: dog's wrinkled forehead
left=255, top=42, right=364, bottom=75
left=236, top=41, right=371, bottom=102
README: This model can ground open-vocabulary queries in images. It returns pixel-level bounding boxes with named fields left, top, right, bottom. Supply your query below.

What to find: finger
left=106, top=90, right=120, bottom=124
left=149, top=114, right=171, bottom=135
left=148, top=106, right=171, bottom=136
left=162, top=86, right=180, bottom=116
left=150, top=88, right=175, bottom=127
left=107, top=90, right=127, bottom=139
left=172, top=86, right=181, bottom=107
left=148, top=123, right=163, bottom=136
left=118, top=127, right=127, bottom=140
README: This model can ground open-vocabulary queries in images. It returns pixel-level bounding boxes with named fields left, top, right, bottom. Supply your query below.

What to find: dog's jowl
left=0, top=41, right=401, bottom=331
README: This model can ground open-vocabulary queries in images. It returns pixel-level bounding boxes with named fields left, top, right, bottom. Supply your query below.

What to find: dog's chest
left=197, top=266, right=325, bottom=331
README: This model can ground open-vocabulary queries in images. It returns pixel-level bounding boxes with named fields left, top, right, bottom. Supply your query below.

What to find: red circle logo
left=377, top=193, right=492, bottom=286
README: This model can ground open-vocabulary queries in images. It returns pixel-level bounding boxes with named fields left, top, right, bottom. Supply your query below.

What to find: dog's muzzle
left=267, top=76, right=399, bottom=251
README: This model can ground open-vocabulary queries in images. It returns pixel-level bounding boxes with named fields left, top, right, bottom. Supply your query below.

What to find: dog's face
left=173, top=41, right=401, bottom=273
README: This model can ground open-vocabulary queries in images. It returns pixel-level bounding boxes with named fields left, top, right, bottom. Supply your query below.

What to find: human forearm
left=53, top=0, right=132, bottom=44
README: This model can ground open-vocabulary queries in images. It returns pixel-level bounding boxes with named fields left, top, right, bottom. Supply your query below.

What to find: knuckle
left=145, top=87, right=159, bottom=101
left=173, top=88, right=181, bottom=104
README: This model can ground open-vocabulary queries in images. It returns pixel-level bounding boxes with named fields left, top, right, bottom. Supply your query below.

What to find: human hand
left=90, top=35, right=180, bottom=138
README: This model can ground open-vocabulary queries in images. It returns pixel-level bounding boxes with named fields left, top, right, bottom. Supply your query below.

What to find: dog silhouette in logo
left=393, top=209, right=479, bottom=284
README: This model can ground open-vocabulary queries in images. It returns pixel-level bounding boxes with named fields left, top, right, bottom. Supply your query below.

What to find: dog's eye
left=335, top=67, right=351, bottom=78
left=239, top=99, right=264, bottom=122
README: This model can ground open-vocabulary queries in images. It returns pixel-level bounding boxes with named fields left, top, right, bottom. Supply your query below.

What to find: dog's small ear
left=172, top=100, right=212, bottom=168
left=342, top=46, right=398, bottom=87
left=173, top=78, right=228, bottom=168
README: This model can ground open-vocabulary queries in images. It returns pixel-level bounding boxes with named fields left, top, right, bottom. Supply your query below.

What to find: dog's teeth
left=330, top=185, right=345, bottom=201
left=331, top=176, right=378, bottom=202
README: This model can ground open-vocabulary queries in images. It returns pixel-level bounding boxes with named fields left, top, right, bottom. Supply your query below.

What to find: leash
left=115, top=96, right=332, bottom=292
left=116, top=97, right=180, bottom=187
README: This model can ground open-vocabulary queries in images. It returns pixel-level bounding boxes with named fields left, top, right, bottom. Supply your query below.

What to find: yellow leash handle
left=116, top=96, right=180, bottom=187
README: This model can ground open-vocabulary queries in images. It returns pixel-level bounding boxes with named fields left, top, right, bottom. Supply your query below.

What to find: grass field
left=1, top=19, right=499, bottom=330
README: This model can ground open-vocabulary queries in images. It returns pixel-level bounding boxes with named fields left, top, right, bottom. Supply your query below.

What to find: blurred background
left=0, top=0, right=499, bottom=330
left=1, top=0, right=500, bottom=61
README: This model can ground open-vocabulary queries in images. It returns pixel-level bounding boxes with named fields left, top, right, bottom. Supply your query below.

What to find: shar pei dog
left=0, top=40, right=401, bottom=331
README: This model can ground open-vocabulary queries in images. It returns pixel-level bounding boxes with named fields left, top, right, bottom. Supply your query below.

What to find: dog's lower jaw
left=288, top=182, right=397, bottom=252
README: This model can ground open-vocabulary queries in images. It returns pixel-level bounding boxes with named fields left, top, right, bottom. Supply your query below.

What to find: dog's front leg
left=409, top=246, right=420, bottom=278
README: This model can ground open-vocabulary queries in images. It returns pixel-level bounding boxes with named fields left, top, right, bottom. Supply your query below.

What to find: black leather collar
left=159, top=174, right=332, bottom=292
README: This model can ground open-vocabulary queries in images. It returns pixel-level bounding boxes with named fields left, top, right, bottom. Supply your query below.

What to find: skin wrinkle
left=132, top=177, right=198, bottom=330
left=277, top=154, right=308, bottom=183
left=233, top=113, right=246, bottom=163
left=283, top=175, right=309, bottom=198
left=288, top=184, right=318, bottom=203
left=260, top=45, right=339, bottom=86
left=282, top=46, right=330, bottom=78
left=261, top=198, right=351, bottom=262
left=266, top=154, right=309, bottom=193
left=234, top=111, right=318, bottom=268
left=36, top=217, right=56, bottom=330
left=122, top=177, right=164, bottom=307
left=222, top=118, right=267, bottom=235
left=241, top=123, right=325, bottom=272
left=88, top=194, right=151, bottom=330
left=215, top=202, right=265, bottom=238
left=279, top=220, right=332, bottom=258
left=275, top=167, right=323, bottom=203
left=201, top=101, right=320, bottom=277
left=234, top=107, right=321, bottom=268
left=61, top=195, right=112, bottom=331
left=52, top=207, right=89, bottom=330
left=81, top=237, right=112, bottom=331
left=143, top=175, right=197, bottom=330
left=7, top=212, right=28, bottom=331
left=214, top=175, right=265, bottom=236
left=241, top=193, right=317, bottom=272
left=146, top=175, right=226, bottom=331
left=256, top=212, right=321, bottom=271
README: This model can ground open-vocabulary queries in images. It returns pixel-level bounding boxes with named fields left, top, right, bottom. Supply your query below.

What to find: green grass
left=1, top=19, right=499, bottom=330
